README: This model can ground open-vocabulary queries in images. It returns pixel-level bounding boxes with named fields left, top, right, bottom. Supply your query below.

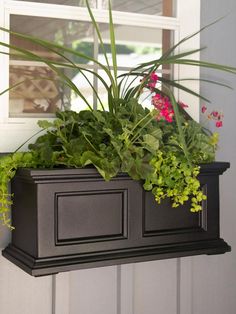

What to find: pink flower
left=150, top=72, right=159, bottom=82
left=148, top=81, right=157, bottom=89
left=211, top=111, right=219, bottom=117
left=178, top=101, right=188, bottom=108
left=203, top=107, right=224, bottom=128
left=152, top=93, right=174, bottom=123
left=216, top=121, right=223, bottom=128
left=145, top=72, right=159, bottom=90
left=201, top=105, right=207, bottom=113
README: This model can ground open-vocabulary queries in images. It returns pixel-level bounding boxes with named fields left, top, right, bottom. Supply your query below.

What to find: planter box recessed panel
left=13, top=175, right=143, bottom=258
left=2, top=163, right=231, bottom=276
left=143, top=193, right=202, bottom=235
left=56, top=189, right=128, bottom=244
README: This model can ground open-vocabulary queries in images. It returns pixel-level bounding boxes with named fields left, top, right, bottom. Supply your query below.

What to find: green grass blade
left=0, top=77, right=61, bottom=96
left=174, top=78, right=233, bottom=90
left=157, top=76, right=210, bottom=102
left=160, top=16, right=226, bottom=62
left=5, top=49, right=111, bottom=93
left=85, top=0, right=111, bottom=71
left=167, top=88, right=191, bottom=165
left=14, top=129, right=44, bottom=153
left=0, top=79, right=28, bottom=96
left=120, top=71, right=210, bottom=103
left=0, top=41, right=93, bottom=110
left=0, top=26, right=116, bottom=89
left=0, top=26, right=96, bottom=64
left=171, top=59, right=236, bottom=74
left=108, top=0, right=118, bottom=98
left=0, top=44, right=111, bottom=110
left=131, top=47, right=206, bottom=72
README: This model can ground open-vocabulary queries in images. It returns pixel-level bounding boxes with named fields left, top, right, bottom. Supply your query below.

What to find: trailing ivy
left=144, top=152, right=206, bottom=212
left=0, top=152, right=37, bottom=228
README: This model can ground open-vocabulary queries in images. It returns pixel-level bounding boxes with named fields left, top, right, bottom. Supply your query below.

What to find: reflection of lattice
left=9, top=65, right=66, bottom=114
left=10, top=66, right=59, bottom=99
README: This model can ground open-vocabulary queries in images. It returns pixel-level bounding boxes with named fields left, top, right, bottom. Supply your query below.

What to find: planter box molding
left=2, top=162, right=230, bottom=276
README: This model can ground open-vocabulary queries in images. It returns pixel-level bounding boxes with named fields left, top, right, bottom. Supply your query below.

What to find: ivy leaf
left=142, top=134, right=159, bottom=153
left=149, top=128, right=162, bottom=139
left=38, top=120, right=54, bottom=129
left=80, top=151, right=100, bottom=166
left=92, top=110, right=106, bottom=123
left=121, top=150, right=134, bottom=172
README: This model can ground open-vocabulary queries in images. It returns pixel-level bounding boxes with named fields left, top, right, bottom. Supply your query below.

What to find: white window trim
left=0, top=0, right=200, bottom=152
left=177, top=0, right=201, bottom=122
left=5, top=1, right=180, bottom=29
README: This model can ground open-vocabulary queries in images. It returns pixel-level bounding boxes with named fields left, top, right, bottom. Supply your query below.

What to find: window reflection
left=9, top=6, right=174, bottom=117
left=15, top=0, right=176, bottom=17
left=10, top=16, right=93, bottom=116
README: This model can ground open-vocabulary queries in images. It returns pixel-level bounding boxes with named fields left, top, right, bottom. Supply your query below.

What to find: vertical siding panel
left=120, top=264, right=135, bottom=314
left=69, top=266, right=117, bottom=314
left=192, top=255, right=236, bottom=314
left=0, top=254, right=52, bottom=314
left=193, top=1, right=236, bottom=314
left=133, top=260, right=177, bottom=314
left=179, top=257, right=193, bottom=314
left=0, top=225, right=52, bottom=314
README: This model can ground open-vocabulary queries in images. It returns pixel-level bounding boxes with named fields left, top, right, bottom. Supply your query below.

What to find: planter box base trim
left=3, top=239, right=231, bottom=276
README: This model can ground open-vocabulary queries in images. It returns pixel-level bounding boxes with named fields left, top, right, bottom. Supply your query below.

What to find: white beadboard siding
left=69, top=266, right=118, bottom=314
left=133, top=259, right=177, bottom=314
left=192, top=1, right=236, bottom=314
left=0, top=255, right=52, bottom=314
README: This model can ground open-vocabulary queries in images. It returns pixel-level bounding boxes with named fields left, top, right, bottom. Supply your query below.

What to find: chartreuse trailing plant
left=0, top=0, right=235, bottom=228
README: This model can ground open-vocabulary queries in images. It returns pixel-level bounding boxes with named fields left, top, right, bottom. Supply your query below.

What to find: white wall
left=192, top=1, right=236, bottom=313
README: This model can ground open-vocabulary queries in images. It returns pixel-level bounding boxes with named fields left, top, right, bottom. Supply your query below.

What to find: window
left=14, top=0, right=176, bottom=16
left=0, top=0, right=200, bottom=151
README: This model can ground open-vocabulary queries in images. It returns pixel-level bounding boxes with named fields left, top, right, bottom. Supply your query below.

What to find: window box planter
left=2, top=162, right=230, bottom=276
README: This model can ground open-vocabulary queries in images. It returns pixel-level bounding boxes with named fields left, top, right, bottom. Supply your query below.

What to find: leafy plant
left=0, top=1, right=235, bottom=228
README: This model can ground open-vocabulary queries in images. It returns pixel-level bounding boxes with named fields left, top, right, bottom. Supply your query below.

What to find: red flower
left=147, top=72, right=159, bottom=90
left=216, top=121, right=223, bottom=128
left=211, top=111, right=219, bottom=117
left=150, top=72, right=159, bottom=82
left=152, top=93, right=174, bottom=123
left=201, top=105, right=207, bottom=113
left=178, top=101, right=188, bottom=108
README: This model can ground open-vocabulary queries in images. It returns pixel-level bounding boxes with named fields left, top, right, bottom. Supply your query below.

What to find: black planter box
left=2, top=162, right=230, bottom=276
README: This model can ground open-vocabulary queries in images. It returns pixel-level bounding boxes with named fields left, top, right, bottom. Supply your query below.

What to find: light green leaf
left=142, top=134, right=159, bottom=153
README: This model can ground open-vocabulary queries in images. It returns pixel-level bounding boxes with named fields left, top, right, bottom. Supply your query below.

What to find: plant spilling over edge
left=0, top=0, right=235, bottom=229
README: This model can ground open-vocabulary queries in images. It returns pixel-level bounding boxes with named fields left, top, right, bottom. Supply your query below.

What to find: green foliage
left=0, top=1, right=234, bottom=229
left=0, top=152, right=39, bottom=228
left=144, top=152, right=206, bottom=212
left=0, top=99, right=216, bottom=228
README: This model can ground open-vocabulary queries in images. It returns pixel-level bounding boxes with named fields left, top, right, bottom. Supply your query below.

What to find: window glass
left=98, top=24, right=171, bottom=67
left=96, top=24, right=173, bottom=110
left=15, top=0, right=95, bottom=7
left=15, top=0, right=176, bottom=17
left=9, top=15, right=94, bottom=116
left=111, top=0, right=176, bottom=16
left=8, top=1, right=175, bottom=117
